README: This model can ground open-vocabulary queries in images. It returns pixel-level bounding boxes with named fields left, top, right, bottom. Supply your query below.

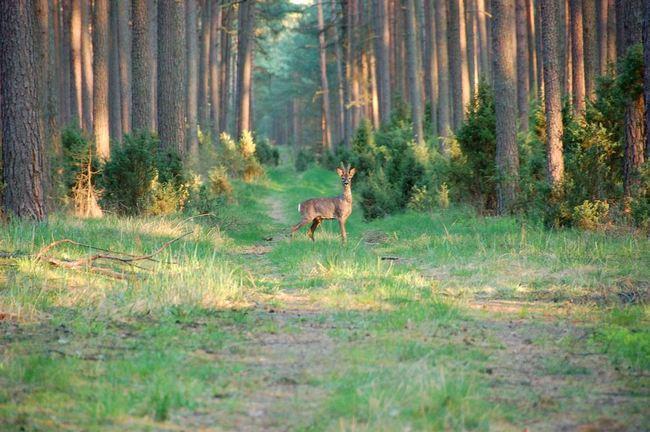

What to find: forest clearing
left=1, top=165, right=648, bottom=430
left=1, top=0, right=650, bottom=430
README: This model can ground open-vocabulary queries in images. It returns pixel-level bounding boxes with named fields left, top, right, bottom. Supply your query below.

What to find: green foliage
left=216, top=132, right=264, bottom=182
left=101, top=133, right=190, bottom=215
left=255, top=137, right=280, bottom=166
left=572, top=200, right=610, bottom=230
left=455, top=81, right=497, bottom=209
left=60, top=127, right=100, bottom=194
left=294, top=148, right=315, bottom=172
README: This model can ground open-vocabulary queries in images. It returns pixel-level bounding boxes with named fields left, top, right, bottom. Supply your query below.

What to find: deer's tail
left=298, top=203, right=301, bottom=212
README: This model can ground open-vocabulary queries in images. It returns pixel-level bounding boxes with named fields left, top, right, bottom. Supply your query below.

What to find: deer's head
left=336, top=164, right=356, bottom=187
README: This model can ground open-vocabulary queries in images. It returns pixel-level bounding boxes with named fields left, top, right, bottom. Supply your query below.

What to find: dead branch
left=34, top=232, right=191, bottom=279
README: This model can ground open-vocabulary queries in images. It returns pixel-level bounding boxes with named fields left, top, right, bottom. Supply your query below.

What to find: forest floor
left=1, top=165, right=649, bottom=431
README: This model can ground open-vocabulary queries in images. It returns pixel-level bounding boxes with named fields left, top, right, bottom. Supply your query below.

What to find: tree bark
left=118, top=0, right=132, bottom=134
left=332, top=0, right=345, bottom=146
left=198, top=0, right=211, bottom=129
left=616, top=0, right=645, bottom=196
left=405, top=0, right=424, bottom=144
left=109, top=1, right=123, bottom=141
left=373, top=0, right=392, bottom=125
left=436, top=0, right=451, bottom=145
left=492, top=0, right=519, bottom=214
left=526, top=0, right=538, bottom=96
left=449, top=0, right=471, bottom=129
left=93, top=0, right=110, bottom=160
left=158, top=0, right=187, bottom=155
left=149, top=0, right=158, bottom=131
left=583, top=0, right=597, bottom=98
left=132, top=0, right=154, bottom=132
left=61, top=0, right=72, bottom=126
left=570, top=0, right=586, bottom=114
left=1, top=0, right=47, bottom=219
left=81, top=0, right=93, bottom=132
left=477, top=0, right=490, bottom=80
left=236, top=0, right=255, bottom=137
left=606, top=0, right=616, bottom=67
left=645, top=0, right=650, bottom=159
left=516, top=0, right=529, bottom=129
left=541, top=0, right=565, bottom=188
left=186, top=0, right=199, bottom=156
left=71, top=0, right=82, bottom=127
left=424, top=0, right=438, bottom=138
left=466, top=0, right=478, bottom=93
left=211, top=0, right=223, bottom=139
left=597, top=0, right=608, bottom=75
left=317, top=0, right=332, bottom=151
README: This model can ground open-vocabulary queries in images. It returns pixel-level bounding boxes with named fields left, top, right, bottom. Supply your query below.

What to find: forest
left=0, top=0, right=649, bottom=430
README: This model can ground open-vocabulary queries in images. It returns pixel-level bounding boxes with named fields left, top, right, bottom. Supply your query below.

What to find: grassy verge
left=1, top=164, right=648, bottom=430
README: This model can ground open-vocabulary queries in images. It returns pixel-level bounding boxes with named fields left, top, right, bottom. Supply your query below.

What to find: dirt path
left=264, top=196, right=287, bottom=224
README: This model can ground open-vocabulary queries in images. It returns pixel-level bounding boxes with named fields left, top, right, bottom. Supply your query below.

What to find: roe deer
left=291, top=164, right=356, bottom=242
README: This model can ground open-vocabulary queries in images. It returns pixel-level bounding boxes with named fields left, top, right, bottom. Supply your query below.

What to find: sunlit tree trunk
left=158, top=0, right=186, bottom=154
left=492, top=0, right=519, bottom=214
left=466, top=0, right=478, bottom=93
left=424, top=0, right=438, bottom=138
left=317, top=0, right=332, bottom=151
left=186, top=0, right=199, bottom=156
left=541, top=0, right=565, bottom=188
left=198, top=0, right=211, bottom=129
left=449, top=0, right=471, bottom=128
left=61, top=0, right=72, bottom=126
left=597, top=0, right=608, bottom=75
left=81, top=0, right=93, bottom=132
left=132, top=0, right=154, bottom=132
left=570, top=0, right=586, bottom=114
left=477, top=0, right=490, bottom=80
left=583, top=0, right=597, bottom=98
left=405, top=0, right=424, bottom=144
left=527, top=0, right=538, bottom=96
left=71, top=0, right=82, bottom=127
left=0, top=0, right=47, bottom=220
left=436, top=0, right=451, bottom=146
left=236, top=0, right=255, bottom=137
left=93, top=0, right=110, bottom=160
left=149, top=0, right=158, bottom=131
left=373, top=0, right=392, bottom=125
left=606, top=0, right=616, bottom=67
left=109, top=1, right=123, bottom=140
left=516, top=0, right=529, bottom=129
left=645, top=0, right=650, bottom=159
left=332, top=0, right=345, bottom=146
left=211, top=0, right=223, bottom=139
left=118, top=0, right=131, bottom=134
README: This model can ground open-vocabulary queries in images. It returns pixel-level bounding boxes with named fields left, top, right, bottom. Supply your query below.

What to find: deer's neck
left=342, top=186, right=352, bottom=203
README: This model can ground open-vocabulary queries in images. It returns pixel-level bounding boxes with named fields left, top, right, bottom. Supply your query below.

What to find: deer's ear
left=349, top=168, right=356, bottom=177
left=336, top=167, right=344, bottom=177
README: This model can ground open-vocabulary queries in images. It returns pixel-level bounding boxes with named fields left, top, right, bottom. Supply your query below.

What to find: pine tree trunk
left=606, top=0, right=616, bottom=66
left=132, top=0, right=154, bottom=132
left=435, top=0, right=451, bottom=145
left=477, top=0, right=490, bottom=80
left=541, top=0, right=565, bottom=188
left=332, top=0, right=345, bottom=146
left=527, top=0, right=538, bottom=96
left=1, top=0, right=47, bottom=219
left=583, top=0, right=597, bottom=98
left=317, top=0, right=332, bottom=151
left=424, top=0, right=438, bottom=138
left=516, top=0, right=529, bottom=129
left=186, top=0, right=199, bottom=156
left=93, top=0, right=110, bottom=160
left=373, top=0, right=392, bottom=125
left=597, top=0, right=608, bottom=75
left=109, top=1, right=123, bottom=141
left=570, top=0, right=586, bottom=114
left=466, top=0, right=478, bottom=93
left=492, top=0, right=519, bottom=214
left=61, top=0, right=72, bottom=126
left=405, top=0, right=424, bottom=144
left=211, top=0, right=223, bottom=140
left=71, top=0, right=82, bottom=127
left=118, top=0, right=131, bottom=133
left=158, top=0, right=187, bottom=155
left=81, top=0, right=93, bottom=132
left=449, top=0, right=471, bottom=129
left=236, top=0, right=255, bottom=137
left=645, top=0, right=650, bottom=159
left=617, top=0, right=645, bottom=196
left=198, top=0, right=211, bottom=129
left=149, top=0, right=158, bottom=131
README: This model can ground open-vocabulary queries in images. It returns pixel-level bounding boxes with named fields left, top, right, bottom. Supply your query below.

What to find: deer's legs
left=291, top=218, right=310, bottom=238
left=338, top=218, right=347, bottom=243
left=307, top=218, right=322, bottom=241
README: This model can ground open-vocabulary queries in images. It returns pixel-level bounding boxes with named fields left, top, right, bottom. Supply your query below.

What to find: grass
left=1, top=162, right=649, bottom=430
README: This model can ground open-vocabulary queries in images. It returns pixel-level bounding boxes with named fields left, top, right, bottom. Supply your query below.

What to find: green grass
left=1, top=163, right=649, bottom=430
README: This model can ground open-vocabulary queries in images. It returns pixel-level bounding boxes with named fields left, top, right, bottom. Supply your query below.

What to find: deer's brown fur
left=291, top=165, right=356, bottom=242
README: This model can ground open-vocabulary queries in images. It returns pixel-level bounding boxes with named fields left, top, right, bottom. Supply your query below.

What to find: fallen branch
left=35, top=232, right=191, bottom=279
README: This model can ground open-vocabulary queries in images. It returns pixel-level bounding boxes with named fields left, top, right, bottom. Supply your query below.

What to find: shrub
left=294, top=149, right=315, bottom=172
left=208, top=166, right=233, bottom=199
left=219, top=132, right=243, bottom=177
left=255, top=137, right=280, bottom=166
left=572, top=200, right=610, bottom=230
left=101, top=133, right=190, bottom=215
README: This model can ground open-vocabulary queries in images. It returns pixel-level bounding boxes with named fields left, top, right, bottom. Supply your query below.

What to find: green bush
left=572, top=200, right=610, bottom=230
left=101, top=133, right=190, bottom=215
left=255, top=137, right=280, bottom=166
left=294, top=149, right=315, bottom=172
